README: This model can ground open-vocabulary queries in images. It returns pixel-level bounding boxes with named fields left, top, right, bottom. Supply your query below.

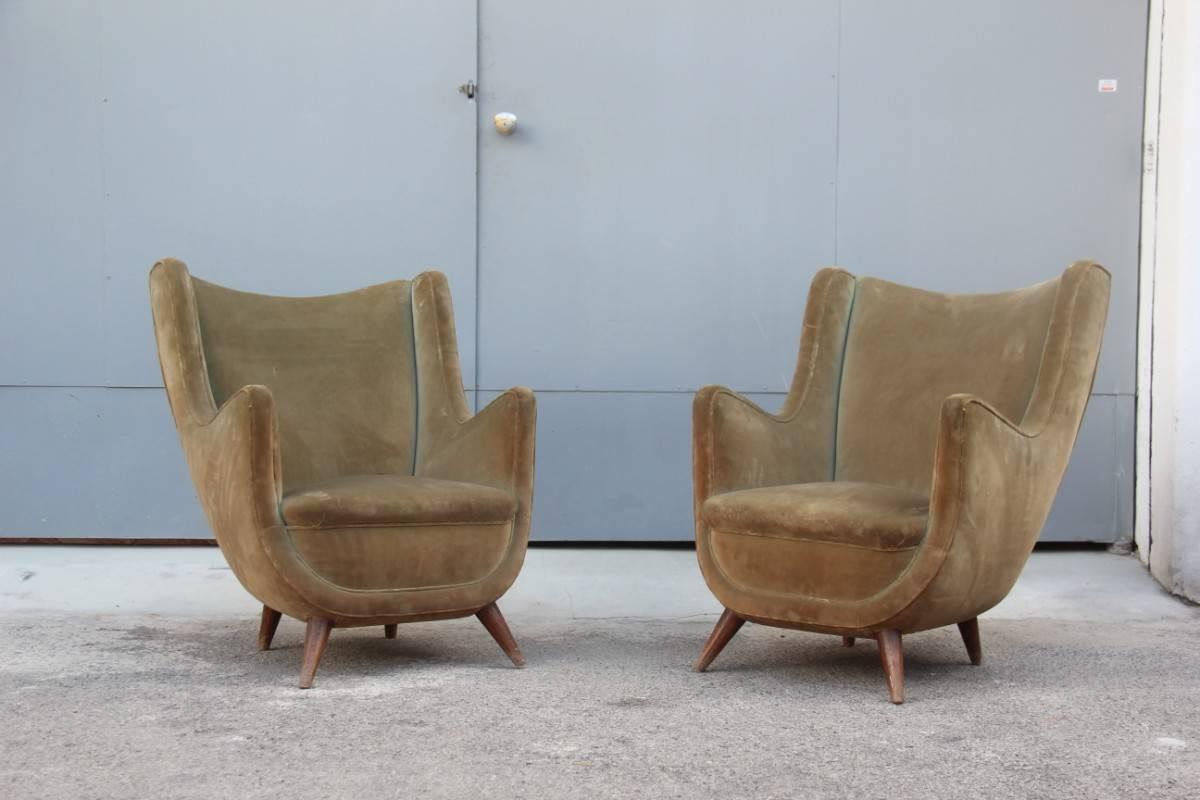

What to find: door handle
left=493, top=112, right=517, bottom=136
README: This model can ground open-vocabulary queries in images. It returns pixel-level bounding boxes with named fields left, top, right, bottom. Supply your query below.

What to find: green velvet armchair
left=692, top=262, right=1110, bottom=703
left=149, top=259, right=535, bottom=688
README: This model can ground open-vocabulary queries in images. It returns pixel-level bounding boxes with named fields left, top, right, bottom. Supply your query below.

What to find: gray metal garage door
left=0, top=0, right=479, bottom=539
left=0, top=1, right=1146, bottom=542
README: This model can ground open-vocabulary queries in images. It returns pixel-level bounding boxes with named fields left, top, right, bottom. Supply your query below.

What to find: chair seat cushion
left=702, top=482, right=929, bottom=603
left=701, top=481, right=928, bottom=551
left=281, top=474, right=518, bottom=529
left=280, top=475, right=518, bottom=592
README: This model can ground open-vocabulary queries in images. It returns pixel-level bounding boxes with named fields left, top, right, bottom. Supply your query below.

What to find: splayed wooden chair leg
left=876, top=629, right=905, bottom=704
left=842, top=636, right=855, bottom=647
left=694, top=609, right=746, bottom=672
left=298, top=618, right=333, bottom=689
left=477, top=603, right=526, bottom=668
left=257, top=606, right=282, bottom=651
left=384, top=624, right=398, bottom=639
left=958, top=618, right=982, bottom=665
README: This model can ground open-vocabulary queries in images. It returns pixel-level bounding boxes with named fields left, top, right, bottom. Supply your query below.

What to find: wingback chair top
left=692, top=261, right=1110, bottom=701
left=150, top=258, right=535, bottom=686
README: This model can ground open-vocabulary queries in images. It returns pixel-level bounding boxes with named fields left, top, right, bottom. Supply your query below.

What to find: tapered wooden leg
left=842, top=636, right=855, bottom=647
left=693, top=609, right=746, bottom=672
left=958, top=618, right=982, bottom=665
left=875, top=629, right=905, bottom=704
left=298, top=618, right=333, bottom=689
left=257, top=606, right=282, bottom=651
left=476, top=603, right=525, bottom=668
left=384, top=624, right=398, bottom=639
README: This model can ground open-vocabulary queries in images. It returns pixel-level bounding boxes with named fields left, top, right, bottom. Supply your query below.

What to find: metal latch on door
left=458, top=80, right=517, bottom=136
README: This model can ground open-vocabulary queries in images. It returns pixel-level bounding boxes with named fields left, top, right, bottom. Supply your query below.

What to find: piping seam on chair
left=406, top=280, right=420, bottom=476
left=284, top=519, right=514, bottom=531
left=829, top=277, right=858, bottom=481
left=284, top=520, right=515, bottom=598
left=709, top=526, right=921, bottom=553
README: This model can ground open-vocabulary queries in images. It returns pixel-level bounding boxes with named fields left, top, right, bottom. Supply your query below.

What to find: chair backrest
left=833, top=263, right=1109, bottom=493
left=152, top=260, right=418, bottom=491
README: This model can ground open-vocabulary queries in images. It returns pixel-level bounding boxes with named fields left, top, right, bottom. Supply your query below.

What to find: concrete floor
left=1, top=547, right=1198, bottom=799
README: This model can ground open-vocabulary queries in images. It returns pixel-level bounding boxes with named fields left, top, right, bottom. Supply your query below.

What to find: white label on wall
left=1098, top=79, right=1118, bottom=93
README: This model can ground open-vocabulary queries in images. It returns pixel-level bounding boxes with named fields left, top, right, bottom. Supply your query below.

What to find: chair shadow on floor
left=694, top=625, right=991, bottom=694
left=248, top=619, right=528, bottom=684
left=114, top=612, right=1154, bottom=702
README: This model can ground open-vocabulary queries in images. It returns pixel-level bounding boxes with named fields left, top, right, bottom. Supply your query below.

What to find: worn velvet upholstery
left=693, top=262, right=1110, bottom=639
left=149, top=258, right=535, bottom=629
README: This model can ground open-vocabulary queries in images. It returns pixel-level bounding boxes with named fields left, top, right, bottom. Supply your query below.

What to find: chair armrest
left=950, top=393, right=1032, bottom=438
left=928, top=392, right=1040, bottom=534
left=897, top=392, right=1055, bottom=624
left=179, top=384, right=339, bottom=621
left=416, top=387, right=536, bottom=497
left=183, top=384, right=284, bottom=532
left=692, top=384, right=831, bottom=511
left=800, top=393, right=1048, bottom=630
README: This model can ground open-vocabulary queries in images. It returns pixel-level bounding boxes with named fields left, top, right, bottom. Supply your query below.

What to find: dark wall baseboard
left=0, top=537, right=697, bottom=548
left=0, top=537, right=1113, bottom=551
left=0, top=537, right=220, bottom=546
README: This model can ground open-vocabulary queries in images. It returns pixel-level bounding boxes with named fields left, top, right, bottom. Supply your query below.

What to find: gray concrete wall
left=1, top=1, right=1146, bottom=541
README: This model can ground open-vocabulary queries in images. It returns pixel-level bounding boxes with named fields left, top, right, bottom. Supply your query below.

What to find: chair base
left=257, top=606, right=282, bottom=651
left=693, top=608, right=985, bottom=704
left=693, top=608, right=746, bottom=672
left=958, top=617, right=983, bottom=665
left=263, top=602, right=526, bottom=688
left=476, top=602, right=526, bottom=668
left=875, top=629, right=904, bottom=704
left=299, top=618, right=334, bottom=689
